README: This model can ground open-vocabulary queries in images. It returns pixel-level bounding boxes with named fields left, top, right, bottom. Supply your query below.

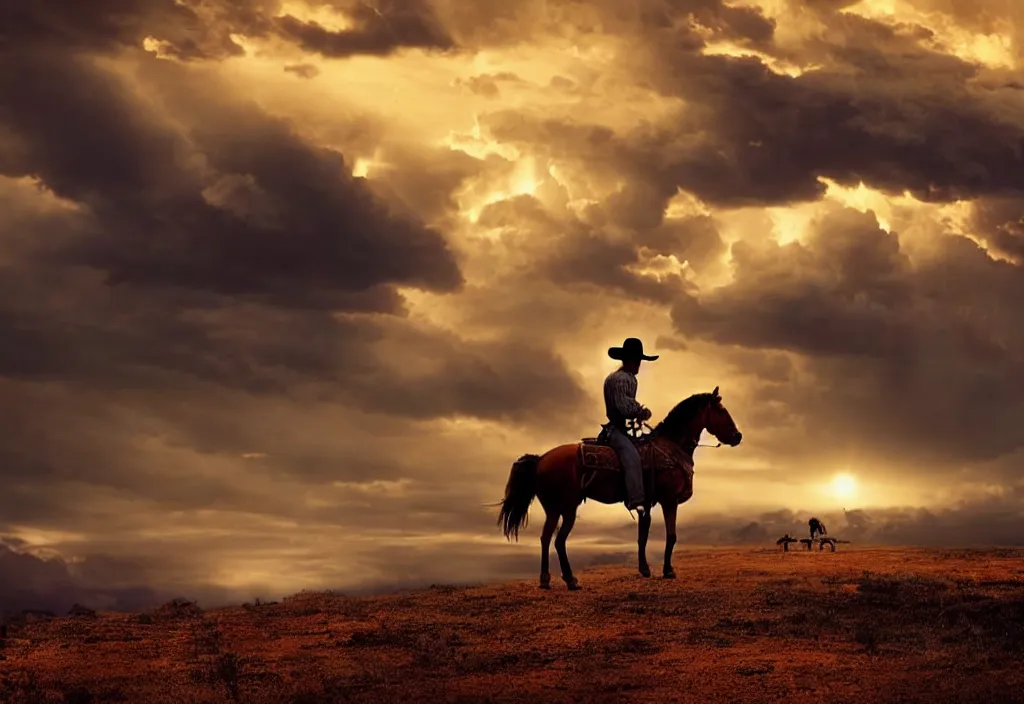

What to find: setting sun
left=831, top=473, right=858, bottom=500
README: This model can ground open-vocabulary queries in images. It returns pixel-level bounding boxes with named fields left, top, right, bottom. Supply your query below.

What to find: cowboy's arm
left=609, top=374, right=648, bottom=420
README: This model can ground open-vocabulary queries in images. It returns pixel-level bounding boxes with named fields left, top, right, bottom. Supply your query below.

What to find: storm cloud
left=2, top=0, right=1023, bottom=611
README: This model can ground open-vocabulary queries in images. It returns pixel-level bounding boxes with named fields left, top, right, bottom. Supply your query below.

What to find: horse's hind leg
left=538, top=509, right=560, bottom=589
left=662, top=500, right=678, bottom=579
left=554, top=506, right=581, bottom=590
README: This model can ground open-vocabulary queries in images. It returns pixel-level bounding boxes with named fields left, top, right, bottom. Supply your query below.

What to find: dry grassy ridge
left=2, top=548, right=1024, bottom=704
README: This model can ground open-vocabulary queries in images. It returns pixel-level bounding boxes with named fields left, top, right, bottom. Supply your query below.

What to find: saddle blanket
left=577, top=437, right=693, bottom=476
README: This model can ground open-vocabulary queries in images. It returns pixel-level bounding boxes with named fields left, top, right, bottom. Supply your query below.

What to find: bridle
left=625, top=403, right=724, bottom=449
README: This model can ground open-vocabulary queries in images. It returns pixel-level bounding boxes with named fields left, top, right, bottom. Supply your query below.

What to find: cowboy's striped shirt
left=603, top=369, right=645, bottom=427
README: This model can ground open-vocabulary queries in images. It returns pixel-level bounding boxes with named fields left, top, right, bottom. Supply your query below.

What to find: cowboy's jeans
left=605, top=424, right=645, bottom=508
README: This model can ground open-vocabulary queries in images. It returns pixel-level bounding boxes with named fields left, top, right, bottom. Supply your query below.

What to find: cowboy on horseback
left=603, top=337, right=659, bottom=514
left=497, top=373, right=742, bottom=589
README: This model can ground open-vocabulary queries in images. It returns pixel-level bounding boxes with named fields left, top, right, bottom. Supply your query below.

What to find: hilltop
left=2, top=547, right=1024, bottom=703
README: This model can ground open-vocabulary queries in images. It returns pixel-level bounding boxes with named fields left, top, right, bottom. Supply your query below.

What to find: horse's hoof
left=564, top=576, right=582, bottom=591
left=539, top=574, right=551, bottom=590
left=663, top=569, right=676, bottom=579
left=638, top=565, right=652, bottom=578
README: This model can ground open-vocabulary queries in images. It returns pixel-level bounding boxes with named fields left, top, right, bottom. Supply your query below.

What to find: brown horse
left=497, top=388, right=742, bottom=589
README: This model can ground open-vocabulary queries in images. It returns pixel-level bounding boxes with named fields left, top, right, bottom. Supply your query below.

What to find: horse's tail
left=497, top=453, right=541, bottom=542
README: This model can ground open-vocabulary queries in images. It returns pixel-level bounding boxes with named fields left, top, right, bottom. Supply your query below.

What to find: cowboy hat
left=608, top=337, right=659, bottom=361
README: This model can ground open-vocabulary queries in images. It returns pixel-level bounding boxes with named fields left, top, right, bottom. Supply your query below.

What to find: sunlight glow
left=276, top=1, right=354, bottom=32
left=142, top=36, right=178, bottom=60
left=701, top=41, right=820, bottom=77
left=443, top=115, right=520, bottom=161
left=767, top=205, right=816, bottom=244
left=831, top=473, right=858, bottom=501
left=350, top=151, right=395, bottom=180
left=665, top=190, right=712, bottom=220
left=460, top=155, right=544, bottom=223
left=1, top=176, right=81, bottom=213
left=821, top=179, right=916, bottom=231
left=8, top=526, right=88, bottom=547
left=626, top=252, right=691, bottom=282
left=352, top=159, right=372, bottom=178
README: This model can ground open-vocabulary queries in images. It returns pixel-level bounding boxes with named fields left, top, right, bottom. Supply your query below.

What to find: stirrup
left=626, top=503, right=648, bottom=521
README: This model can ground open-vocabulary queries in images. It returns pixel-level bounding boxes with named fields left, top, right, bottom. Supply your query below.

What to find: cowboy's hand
left=639, top=407, right=652, bottom=421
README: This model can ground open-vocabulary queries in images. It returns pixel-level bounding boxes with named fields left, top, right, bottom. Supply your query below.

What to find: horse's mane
left=653, top=392, right=715, bottom=435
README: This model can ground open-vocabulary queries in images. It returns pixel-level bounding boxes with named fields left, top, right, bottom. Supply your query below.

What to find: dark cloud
left=794, top=0, right=861, bottom=11
left=889, top=0, right=1024, bottom=50
left=640, top=215, right=727, bottom=272
left=673, top=205, right=1024, bottom=467
left=655, top=335, right=689, bottom=352
left=0, top=0, right=273, bottom=59
left=1, top=0, right=463, bottom=62
left=0, top=53, right=462, bottom=307
left=629, top=11, right=1024, bottom=208
left=472, top=194, right=702, bottom=304
left=453, top=72, right=523, bottom=99
left=284, top=63, right=320, bottom=79
left=0, top=44, right=541, bottom=407
left=433, top=0, right=775, bottom=50
left=0, top=268, right=583, bottom=424
left=0, top=543, right=162, bottom=613
left=970, top=196, right=1024, bottom=260
left=361, top=145, right=482, bottom=224
left=541, top=231, right=691, bottom=304
left=307, top=314, right=587, bottom=422
left=0, top=41, right=584, bottom=534
left=275, top=0, right=454, bottom=58
left=0, top=0, right=597, bottom=613
left=482, top=8, right=1024, bottom=228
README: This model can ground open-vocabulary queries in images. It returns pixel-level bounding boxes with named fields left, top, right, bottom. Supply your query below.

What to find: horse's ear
left=712, top=386, right=720, bottom=398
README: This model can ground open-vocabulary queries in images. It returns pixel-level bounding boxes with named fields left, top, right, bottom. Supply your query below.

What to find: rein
left=634, top=420, right=722, bottom=448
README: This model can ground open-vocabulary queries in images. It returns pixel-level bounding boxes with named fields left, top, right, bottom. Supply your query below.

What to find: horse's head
left=655, top=386, right=742, bottom=448
left=704, top=386, right=743, bottom=447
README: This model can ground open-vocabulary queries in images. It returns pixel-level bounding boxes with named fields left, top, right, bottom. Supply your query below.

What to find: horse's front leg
left=662, top=500, right=678, bottom=579
left=637, top=509, right=652, bottom=577
left=555, top=506, right=581, bottom=590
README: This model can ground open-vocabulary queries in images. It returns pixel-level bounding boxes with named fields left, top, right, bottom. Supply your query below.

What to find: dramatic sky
left=3, top=0, right=1024, bottom=611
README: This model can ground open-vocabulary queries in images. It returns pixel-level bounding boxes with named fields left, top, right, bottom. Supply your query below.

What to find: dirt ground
left=3, top=547, right=1024, bottom=704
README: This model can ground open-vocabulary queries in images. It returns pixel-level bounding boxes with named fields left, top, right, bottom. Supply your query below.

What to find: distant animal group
left=776, top=517, right=851, bottom=552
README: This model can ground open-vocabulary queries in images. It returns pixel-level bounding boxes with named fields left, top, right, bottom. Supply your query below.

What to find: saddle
left=577, top=431, right=691, bottom=476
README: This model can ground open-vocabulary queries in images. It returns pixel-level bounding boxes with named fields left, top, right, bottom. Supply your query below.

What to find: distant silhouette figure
left=776, top=534, right=798, bottom=552
left=809, top=517, right=827, bottom=540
